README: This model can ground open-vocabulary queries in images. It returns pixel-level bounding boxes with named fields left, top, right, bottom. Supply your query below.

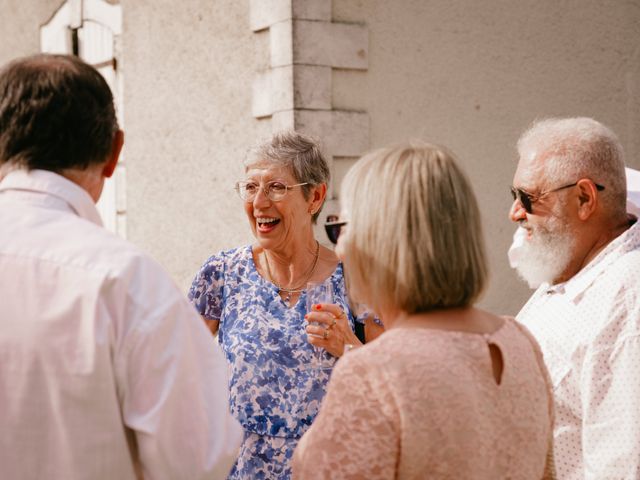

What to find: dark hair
left=0, top=54, right=118, bottom=172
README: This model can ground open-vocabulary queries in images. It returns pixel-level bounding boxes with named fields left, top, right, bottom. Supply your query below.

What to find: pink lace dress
left=292, top=317, right=554, bottom=479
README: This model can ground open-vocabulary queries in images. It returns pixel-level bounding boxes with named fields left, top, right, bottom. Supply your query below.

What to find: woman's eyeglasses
left=510, top=182, right=605, bottom=214
left=235, top=180, right=308, bottom=202
left=324, top=220, right=348, bottom=244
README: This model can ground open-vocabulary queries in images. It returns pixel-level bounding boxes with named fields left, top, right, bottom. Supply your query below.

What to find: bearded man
left=510, top=117, right=640, bottom=480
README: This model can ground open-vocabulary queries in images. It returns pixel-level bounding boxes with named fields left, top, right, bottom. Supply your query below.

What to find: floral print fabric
left=189, top=246, right=357, bottom=479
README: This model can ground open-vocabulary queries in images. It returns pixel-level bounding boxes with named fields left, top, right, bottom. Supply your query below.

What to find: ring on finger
left=329, top=318, right=337, bottom=329
left=323, top=329, right=329, bottom=340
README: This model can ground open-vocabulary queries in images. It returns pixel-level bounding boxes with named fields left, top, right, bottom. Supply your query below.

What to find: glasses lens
left=324, top=222, right=344, bottom=244
left=236, top=182, right=257, bottom=201
left=510, top=187, right=532, bottom=214
left=266, top=182, right=287, bottom=201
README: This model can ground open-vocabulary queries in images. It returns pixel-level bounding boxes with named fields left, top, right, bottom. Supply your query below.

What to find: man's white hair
left=517, top=117, right=627, bottom=216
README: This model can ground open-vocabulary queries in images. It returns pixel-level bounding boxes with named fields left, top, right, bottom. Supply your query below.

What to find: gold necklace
left=264, top=241, right=320, bottom=303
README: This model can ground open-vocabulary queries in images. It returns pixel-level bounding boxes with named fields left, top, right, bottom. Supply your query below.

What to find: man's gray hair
left=517, top=117, right=626, bottom=216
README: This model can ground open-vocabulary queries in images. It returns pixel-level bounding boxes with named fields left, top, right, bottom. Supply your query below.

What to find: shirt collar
left=542, top=219, right=640, bottom=301
left=0, top=169, right=103, bottom=227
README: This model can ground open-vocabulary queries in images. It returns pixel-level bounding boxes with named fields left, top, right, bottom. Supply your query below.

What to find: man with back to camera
left=509, top=117, right=640, bottom=479
left=0, top=54, right=242, bottom=479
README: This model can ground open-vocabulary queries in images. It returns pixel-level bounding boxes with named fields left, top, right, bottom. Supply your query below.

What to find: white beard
left=515, top=216, right=576, bottom=289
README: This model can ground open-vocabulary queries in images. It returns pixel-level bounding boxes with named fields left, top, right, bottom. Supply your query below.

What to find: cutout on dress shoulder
left=488, top=343, right=504, bottom=385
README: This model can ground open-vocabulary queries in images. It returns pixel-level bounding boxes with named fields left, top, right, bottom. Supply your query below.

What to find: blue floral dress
left=188, top=246, right=358, bottom=479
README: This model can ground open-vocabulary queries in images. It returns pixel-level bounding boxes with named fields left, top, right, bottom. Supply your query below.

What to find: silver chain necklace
left=263, top=241, right=320, bottom=304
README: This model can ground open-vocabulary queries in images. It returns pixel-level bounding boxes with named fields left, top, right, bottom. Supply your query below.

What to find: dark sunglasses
left=510, top=182, right=605, bottom=214
left=324, top=220, right=348, bottom=244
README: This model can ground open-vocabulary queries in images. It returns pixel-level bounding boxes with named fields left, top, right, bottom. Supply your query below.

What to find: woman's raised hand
left=305, top=303, right=362, bottom=357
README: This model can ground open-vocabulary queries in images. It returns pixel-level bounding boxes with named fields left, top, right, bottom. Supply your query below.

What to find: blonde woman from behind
left=292, top=143, right=555, bottom=479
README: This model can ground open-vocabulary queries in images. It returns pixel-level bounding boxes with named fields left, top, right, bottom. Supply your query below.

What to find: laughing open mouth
left=256, top=217, right=280, bottom=231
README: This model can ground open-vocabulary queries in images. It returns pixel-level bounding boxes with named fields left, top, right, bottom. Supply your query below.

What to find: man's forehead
left=522, top=147, right=539, bottom=164
left=514, top=148, right=546, bottom=184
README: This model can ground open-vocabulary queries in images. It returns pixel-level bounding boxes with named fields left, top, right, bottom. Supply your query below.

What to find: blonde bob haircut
left=339, top=143, right=488, bottom=315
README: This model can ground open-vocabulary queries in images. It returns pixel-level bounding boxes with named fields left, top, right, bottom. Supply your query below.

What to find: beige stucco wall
left=121, top=0, right=269, bottom=292
left=332, top=0, right=640, bottom=314
left=0, top=1, right=61, bottom=64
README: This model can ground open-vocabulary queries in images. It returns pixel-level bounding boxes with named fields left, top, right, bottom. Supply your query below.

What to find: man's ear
left=576, top=178, right=599, bottom=221
left=102, top=130, right=124, bottom=178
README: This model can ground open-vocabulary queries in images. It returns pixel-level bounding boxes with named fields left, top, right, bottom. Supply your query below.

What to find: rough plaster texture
left=253, top=66, right=295, bottom=117
left=0, top=1, right=62, bottom=65
left=122, top=0, right=270, bottom=292
left=253, top=65, right=332, bottom=117
left=250, top=0, right=331, bottom=32
left=291, top=20, right=368, bottom=69
left=332, top=0, right=640, bottom=315
left=267, top=19, right=367, bottom=90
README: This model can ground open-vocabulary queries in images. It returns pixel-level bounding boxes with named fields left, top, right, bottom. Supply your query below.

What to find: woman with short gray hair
left=189, top=131, right=368, bottom=479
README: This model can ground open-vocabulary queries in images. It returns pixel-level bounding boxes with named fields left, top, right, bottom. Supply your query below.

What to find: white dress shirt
left=518, top=220, right=640, bottom=480
left=0, top=169, right=242, bottom=480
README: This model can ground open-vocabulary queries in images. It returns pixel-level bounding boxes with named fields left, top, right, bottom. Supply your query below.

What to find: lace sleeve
left=292, top=351, right=399, bottom=479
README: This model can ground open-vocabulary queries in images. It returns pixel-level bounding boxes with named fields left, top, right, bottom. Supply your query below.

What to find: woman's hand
left=305, top=303, right=362, bottom=357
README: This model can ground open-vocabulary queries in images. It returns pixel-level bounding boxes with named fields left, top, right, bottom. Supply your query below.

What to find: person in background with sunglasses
left=510, top=117, right=640, bottom=479
left=188, top=131, right=367, bottom=479
left=293, top=143, right=555, bottom=479
left=324, top=216, right=386, bottom=342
